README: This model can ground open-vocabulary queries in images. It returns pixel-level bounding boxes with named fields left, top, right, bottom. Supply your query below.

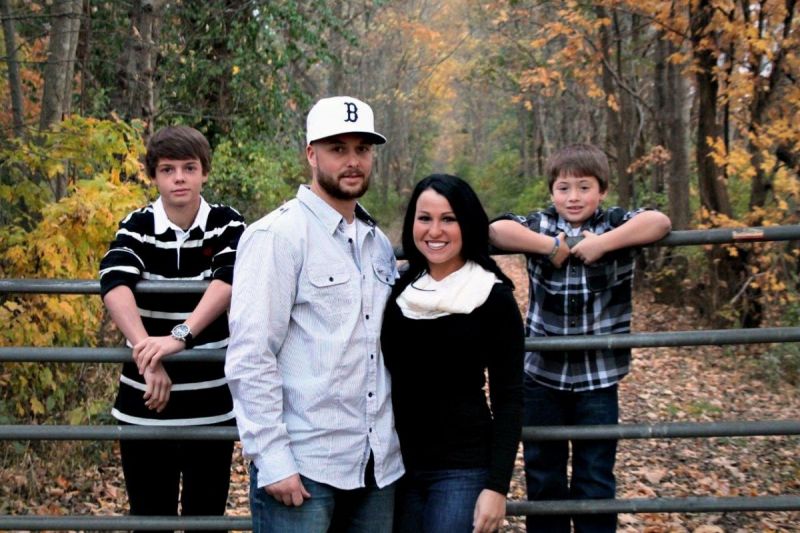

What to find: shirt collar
left=153, top=196, right=210, bottom=235
left=296, top=185, right=376, bottom=236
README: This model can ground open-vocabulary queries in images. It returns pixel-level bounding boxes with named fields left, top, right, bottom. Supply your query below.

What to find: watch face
left=172, top=324, right=190, bottom=338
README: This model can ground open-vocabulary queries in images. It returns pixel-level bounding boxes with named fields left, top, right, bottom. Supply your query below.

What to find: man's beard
left=316, top=167, right=370, bottom=200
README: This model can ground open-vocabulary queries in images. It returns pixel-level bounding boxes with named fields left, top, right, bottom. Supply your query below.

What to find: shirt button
left=368, top=392, right=373, bottom=398
left=369, top=427, right=373, bottom=433
left=370, top=354, right=375, bottom=360
left=329, top=276, right=334, bottom=282
left=366, top=314, right=370, bottom=320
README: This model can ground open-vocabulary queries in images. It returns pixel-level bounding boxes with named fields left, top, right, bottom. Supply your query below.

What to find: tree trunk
left=519, top=102, right=531, bottom=178
left=747, top=0, right=796, bottom=215
left=76, top=0, right=91, bottom=115
left=535, top=93, right=550, bottom=171
left=39, top=0, right=82, bottom=200
left=597, top=6, right=633, bottom=208
left=690, top=0, right=731, bottom=217
left=112, top=0, right=164, bottom=136
left=664, top=41, right=691, bottom=230
left=62, top=3, right=80, bottom=117
left=1, top=0, right=25, bottom=138
left=39, top=0, right=81, bottom=130
left=615, top=11, right=636, bottom=208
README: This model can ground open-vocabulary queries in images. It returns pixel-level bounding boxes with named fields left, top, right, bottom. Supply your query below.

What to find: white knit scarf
left=396, top=260, right=499, bottom=319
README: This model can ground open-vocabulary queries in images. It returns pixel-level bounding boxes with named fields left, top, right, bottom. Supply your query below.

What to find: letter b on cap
left=344, top=102, right=358, bottom=123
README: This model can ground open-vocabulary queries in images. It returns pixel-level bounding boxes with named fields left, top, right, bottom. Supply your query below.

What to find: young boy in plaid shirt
left=490, top=143, right=671, bottom=532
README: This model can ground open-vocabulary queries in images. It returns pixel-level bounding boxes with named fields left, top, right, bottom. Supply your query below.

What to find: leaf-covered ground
left=2, top=256, right=798, bottom=532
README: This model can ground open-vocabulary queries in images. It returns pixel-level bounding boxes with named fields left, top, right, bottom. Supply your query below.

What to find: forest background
left=0, top=0, right=799, bottom=517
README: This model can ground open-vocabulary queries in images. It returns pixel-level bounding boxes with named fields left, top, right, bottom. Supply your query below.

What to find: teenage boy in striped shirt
left=490, top=143, right=671, bottom=533
left=99, top=125, right=245, bottom=530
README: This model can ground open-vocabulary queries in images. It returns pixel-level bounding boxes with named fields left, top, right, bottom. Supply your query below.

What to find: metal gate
left=1, top=225, right=799, bottom=530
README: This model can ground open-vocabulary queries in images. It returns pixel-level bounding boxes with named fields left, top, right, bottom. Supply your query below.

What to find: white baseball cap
left=306, top=96, right=387, bottom=146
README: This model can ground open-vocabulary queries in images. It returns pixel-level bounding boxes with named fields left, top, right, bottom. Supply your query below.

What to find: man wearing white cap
left=226, top=96, right=404, bottom=532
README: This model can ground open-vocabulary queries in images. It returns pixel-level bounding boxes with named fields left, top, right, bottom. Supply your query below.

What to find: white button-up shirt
left=226, top=186, right=404, bottom=490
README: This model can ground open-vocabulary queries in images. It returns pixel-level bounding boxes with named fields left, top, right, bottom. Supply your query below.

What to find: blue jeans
left=394, top=467, right=488, bottom=533
left=249, top=459, right=395, bottom=533
left=523, top=377, right=618, bottom=533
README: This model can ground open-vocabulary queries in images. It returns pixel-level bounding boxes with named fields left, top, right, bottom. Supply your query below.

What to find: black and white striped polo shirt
left=99, top=197, right=245, bottom=425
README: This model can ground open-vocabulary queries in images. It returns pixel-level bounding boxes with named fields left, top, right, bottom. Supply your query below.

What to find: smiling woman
left=411, top=188, right=465, bottom=280
left=381, top=174, right=525, bottom=533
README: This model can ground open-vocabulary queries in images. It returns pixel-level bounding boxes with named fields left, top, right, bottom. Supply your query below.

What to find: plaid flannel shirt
left=500, top=205, right=645, bottom=391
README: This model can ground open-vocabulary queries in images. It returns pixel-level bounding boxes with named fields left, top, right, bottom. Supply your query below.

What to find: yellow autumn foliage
left=0, top=117, right=148, bottom=423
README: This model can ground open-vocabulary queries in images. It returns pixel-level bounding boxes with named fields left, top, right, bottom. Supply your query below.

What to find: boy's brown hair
left=546, top=143, right=610, bottom=193
left=144, top=126, right=212, bottom=178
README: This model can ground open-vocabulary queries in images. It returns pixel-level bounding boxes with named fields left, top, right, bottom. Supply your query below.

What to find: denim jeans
left=249, top=458, right=395, bottom=533
left=394, top=467, right=488, bottom=533
left=523, top=377, right=618, bottom=533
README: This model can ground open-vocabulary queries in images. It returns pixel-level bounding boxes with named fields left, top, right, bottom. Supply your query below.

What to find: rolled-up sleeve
left=98, top=218, right=146, bottom=297
left=225, top=226, right=300, bottom=488
left=211, top=211, right=245, bottom=284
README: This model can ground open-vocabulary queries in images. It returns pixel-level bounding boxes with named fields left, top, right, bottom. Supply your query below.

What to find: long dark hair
left=397, top=173, right=513, bottom=292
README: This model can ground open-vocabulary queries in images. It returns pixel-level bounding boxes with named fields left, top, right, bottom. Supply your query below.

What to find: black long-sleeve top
left=381, top=282, right=525, bottom=494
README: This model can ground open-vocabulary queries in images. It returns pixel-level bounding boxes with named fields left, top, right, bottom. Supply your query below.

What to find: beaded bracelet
left=548, top=236, right=560, bottom=260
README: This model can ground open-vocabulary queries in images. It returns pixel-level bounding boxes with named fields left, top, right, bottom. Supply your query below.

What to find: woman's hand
left=473, top=489, right=506, bottom=533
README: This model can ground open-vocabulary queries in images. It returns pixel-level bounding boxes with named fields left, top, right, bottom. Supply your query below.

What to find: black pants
left=120, top=429, right=234, bottom=533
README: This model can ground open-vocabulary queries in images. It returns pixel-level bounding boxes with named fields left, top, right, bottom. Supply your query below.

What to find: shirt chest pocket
left=307, top=264, right=354, bottom=313
left=534, top=261, right=566, bottom=295
left=372, top=260, right=395, bottom=287
left=586, top=258, right=634, bottom=293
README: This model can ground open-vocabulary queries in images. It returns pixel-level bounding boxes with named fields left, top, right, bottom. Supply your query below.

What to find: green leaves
left=204, top=138, right=306, bottom=222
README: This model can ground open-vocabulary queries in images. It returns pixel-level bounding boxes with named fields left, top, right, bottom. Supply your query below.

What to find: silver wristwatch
left=170, top=323, right=194, bottom=348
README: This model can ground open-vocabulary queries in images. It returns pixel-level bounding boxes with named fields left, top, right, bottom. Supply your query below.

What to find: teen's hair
left=546, top=143, right=610, bottom=192
left=397, top=173, right=513, bottom=291
left=144, top=126, right=212, bottom=178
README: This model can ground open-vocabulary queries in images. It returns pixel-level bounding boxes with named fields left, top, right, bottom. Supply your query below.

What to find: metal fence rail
left=3, top=495, right=799, bottom=531
left=2, top=224, right=799, bottom=529
left=0, top=515, right=252, bottom=531
left=2, top=224, right=800, bottom=296
left=3, top=326, right=800, bottom=364
left=506, top=495, right=800, bottom=515
left=2, top=419, right=799, bottom=441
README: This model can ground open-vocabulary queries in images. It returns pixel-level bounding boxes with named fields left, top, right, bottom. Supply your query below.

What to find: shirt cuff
left=99, top=274, right=138, bottom=299
left=254, top=448, right=299, bottom=489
